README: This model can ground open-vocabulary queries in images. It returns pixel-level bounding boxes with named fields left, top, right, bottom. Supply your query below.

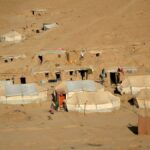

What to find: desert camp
left=117, top=75, right=150, bottom=95
left=0, top=0, right=150, bottom=149
left=135, top=89, right=150, bottom=109
left=0, top=31, right=24, bottom=43
left=55, top=80, right=120, bottom=112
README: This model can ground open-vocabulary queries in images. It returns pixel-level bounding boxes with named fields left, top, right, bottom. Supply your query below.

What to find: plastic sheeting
left=5, top=83, right=38, bottom=97
left=0, top=80, right=13, bottom=86
left=37, top=50, right=66, bottom=56
left=0, top=31, right=23, bottom=42
left=66, top=80, right=97, bottom=92
left=117, top=75, right=150, bottom=95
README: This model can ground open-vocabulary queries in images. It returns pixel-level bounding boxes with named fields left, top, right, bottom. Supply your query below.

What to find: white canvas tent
left=43, top=23, right=58, bottom=31
left=0, top=31, right=24, bottom=42
left=55, top=80, right=102, bottom=93
left=135, top=89, right=150, bottom=109
left=55, top=80, right=120, bottom=112
left=0, top=83, right=47, bottom=104
left=66, top=90, right=120, bottom=112
left=117, top=75, right=150, bottom=95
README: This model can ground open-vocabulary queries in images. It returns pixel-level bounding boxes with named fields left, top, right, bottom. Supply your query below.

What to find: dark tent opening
left=110, top=72, right=119, bottom=84
left=56, top=72, right=61, bottom=81
left=20, top=77, right=26, bottom=84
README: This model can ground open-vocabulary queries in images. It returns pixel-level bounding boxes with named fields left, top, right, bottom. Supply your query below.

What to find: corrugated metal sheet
left=5, top=83, right=38, bottom=97
left=65, top=80, right=96, bottom=92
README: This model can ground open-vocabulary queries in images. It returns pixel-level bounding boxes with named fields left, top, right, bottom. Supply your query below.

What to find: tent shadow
left=128, top=98, right=135, bottom=106
left=128, top=124, right=138, bottom=135
left=114, top=87, right=121, bottom=95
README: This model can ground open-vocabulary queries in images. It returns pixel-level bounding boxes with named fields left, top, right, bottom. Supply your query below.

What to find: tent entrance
left=78, top=70, right=88, bottom=80
left=96, top=53, right=100, bottom=57
left=55, top=72, right=61, bottom=81
left=54, top=92, right=67, bottom=111
left=45, top=73, right=49, bottom=78
left=69, top=71, right=73, bottom=75
left=20, top=77, right=26, bottom=84
left=110, top=72, right=119, bottom=84
left=58, top=93, right=66, bottom=108
left=38, top=55, right=43, bottom=64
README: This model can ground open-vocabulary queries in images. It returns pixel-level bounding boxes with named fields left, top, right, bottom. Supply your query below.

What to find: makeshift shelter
left=0, top=31, right=24, bottom=42
left=117, top=75, right=150, bottom=95
left=135, top=89, right=150, bottom=109
left=88, top=50, right=102, bottom=57
left=0, top=54, right=26, bottom=63
left=56, top=65, right=94, bottom=81
left=0, top=83, right=47, bottom=104
left=43, top=23, right=58, bottom=31
left=106, top=67, right=137, bottom=85
left=0, top=80, right=13, bottom=86
left=32, top=9, right=48, bottom=16
left=55, top=80, right=120, bottom=112
left=36, top=49, right=67, bottom=64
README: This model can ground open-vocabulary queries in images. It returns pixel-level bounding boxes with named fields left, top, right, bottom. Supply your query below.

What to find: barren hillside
left=0, top=0, right=150, bottom=73
left=0, top=1, right=150, bottom=150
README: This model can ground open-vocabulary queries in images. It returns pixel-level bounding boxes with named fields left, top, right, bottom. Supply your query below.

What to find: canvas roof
left=37, top=50, right=66, bottom=56
left=5, top=83, right=38, bottom=97
left=88, top=50, right=102, bottom=54
left=56, top=65, right=93, bottom=72
left=106, top=66, right=137, bottom=73
left=0, top=54, right=26, bottom=60
left=121, top=75, right=150, bottom=88
left=0, top=80, right=13, bottom=86
left=66, top=89, right=120, bottom=112
left=31, top=63, right=56, bottom=75
left=1, top=31, right=21, bottom=38
left=32, top=8, right=47, bottom=12
left=68, top=90, right=119, bottom=105
left=55, top=80, right=103, bottom=93
left=136, top=89, right=150, bottom=100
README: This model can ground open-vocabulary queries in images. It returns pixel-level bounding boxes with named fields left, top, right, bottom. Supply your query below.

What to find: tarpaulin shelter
left=55, top=80, right=101, bottom=93
left=55, top=80, right=120, bottom=112
left=135, top=89, right=150, bottom=109
left=36, top=49, right=67, bottom=65
left=43, top=23, right=58, bottom=31
left=0, top=31, right=24, bottom=42
left=0, top=83, right=47, bottom=104
left=117, top=75, right=150, bottom=95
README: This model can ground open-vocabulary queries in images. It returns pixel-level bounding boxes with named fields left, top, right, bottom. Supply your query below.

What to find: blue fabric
left=5, top=83, right=38, bottom=97
left=65, top=80, right=96, bottom=92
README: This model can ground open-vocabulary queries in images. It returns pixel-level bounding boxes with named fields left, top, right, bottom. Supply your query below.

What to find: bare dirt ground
left=0, top=0, right=150, bottom=149
left=0, top=100, right=150, bottom=150
left=0, top=0, right=150, bottom=73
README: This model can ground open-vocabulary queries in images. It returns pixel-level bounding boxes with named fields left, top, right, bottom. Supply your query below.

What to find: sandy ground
left=0, top=0, right=150, bottom=73
left=0, top=0, right=150, bottom=149
left=0, top=0, right=149, bottom=73
left=0, top=99, right=150, bottom=150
